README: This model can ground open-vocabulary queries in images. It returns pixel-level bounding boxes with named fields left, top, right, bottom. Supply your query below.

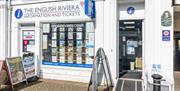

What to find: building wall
left=118, top=2, right=144, bottom=20
left=0, top=1, right=8, bottom=60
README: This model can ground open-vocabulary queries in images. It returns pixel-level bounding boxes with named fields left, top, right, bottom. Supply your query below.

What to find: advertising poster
left=86, top=22, right=94, bottom=33
left=59, top=41, right=65, bottom=47
left=77, top=41, right=82, bottom=48
left=52, top=56, right=57, bottom=62
left=86, top=48, right=94, bottom=57
left=43, top=35, right=48, bottom=49
left=52, top=33, right=57, bottom=39
left=77, top=32, right=82, bottom=39
left=86, top=33, right=94, bottom=47
left=6, top=57, right=26, bottom=84
left=68, top=32, right=73, bottom=39
left=60, top=56, right=65, bottom=63
left=22, top=53, right=35, bottom=78
left=60, top=33, right=65, bottom=40
left=43, top=24, right=50, bottom=33
left=68, top=55, right=73, bottom=63
left=127, top=46, right=135, bottom=55
left=52, top=27, right=57, bottom=32
left=51, top=48, right=57, bottom=55
left=52, top=40, right=57, bottom=47
left=68, top=41, right=73, bottom=47
left=77, top=56, right=82, bottom=64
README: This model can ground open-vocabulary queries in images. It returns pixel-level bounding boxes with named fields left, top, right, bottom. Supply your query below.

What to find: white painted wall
left=103, top=0, right=118, bottom=84
left=145, top=0, right=174, bottom=90
left=0, top=1, right=8, bottom=60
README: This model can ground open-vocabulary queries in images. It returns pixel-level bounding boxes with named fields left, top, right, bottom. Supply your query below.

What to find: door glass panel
left=119, top=20, right=142, bottom=73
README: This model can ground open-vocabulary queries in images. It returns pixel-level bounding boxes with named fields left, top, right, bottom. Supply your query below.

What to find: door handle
left=123, top=45, right=126, bottom=56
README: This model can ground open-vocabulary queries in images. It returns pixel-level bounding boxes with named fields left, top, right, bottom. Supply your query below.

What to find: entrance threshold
left=115, top=71, right=143, bottom=91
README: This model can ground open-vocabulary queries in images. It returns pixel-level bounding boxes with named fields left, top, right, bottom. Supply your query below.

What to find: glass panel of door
left=119, top=20, right=142, bottom=75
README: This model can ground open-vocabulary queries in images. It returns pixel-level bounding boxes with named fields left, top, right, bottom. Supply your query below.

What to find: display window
left=42, top=22, right=94, bottom=68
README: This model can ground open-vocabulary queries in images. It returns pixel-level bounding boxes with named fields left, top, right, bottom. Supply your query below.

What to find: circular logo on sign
left=163, top=30, right=170, bottom=36
left=15, top=9, right=23, bottom=19
left=127, top=7, right=135, bottom=15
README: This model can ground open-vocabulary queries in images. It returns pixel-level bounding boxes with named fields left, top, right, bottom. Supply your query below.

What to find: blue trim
left=42, top=61, right=92, bottom=68
left=84, top=0, right=96, bottom=19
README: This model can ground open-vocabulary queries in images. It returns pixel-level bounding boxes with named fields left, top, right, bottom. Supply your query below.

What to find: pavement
left=0, top=79, right=111, bottom=91
left=174, top=71, right=180, bottom=91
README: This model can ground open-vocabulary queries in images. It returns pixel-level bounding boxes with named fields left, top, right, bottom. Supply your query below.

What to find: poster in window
left=68, top=40, right=73, bottom=47
left=59, top=41, right=65, bottom=47
left=77, top=27, right=82, bottom=32
left=77, top=48, right=82, bottom=55
left=60, top=33, right=65, bottom=40
left=60, top=56, right=65, bottom=63
left=52, top=40, right=57, bottom=47
left=60, top=27, right=65, bottom=32
left=43, top=24, right=50, bottom=33
left=68, top=27, right=73, bottom=32
left=127, top=46, right=135, bottom=55
left=52, top=27, right=57, bottom=32
left=52, top=56, right=57, bottom=62
left=77, top=32, right=82, bottom=40
left=68, top=32, right=73, bottom=39
left=68, top=47, right=73, bottom=54
left=68, top=55, right=73, bottom=63
left=86, top=33, right=94, bottom=47
left=52, top=33, right=57, bottom=39
left=86, top=48, right=94, bottom=57
left=86, top=22, right=94, bottom=33
left=51, top=48, right=56, bottom=55
left=29, top=40, right=35, bottom=45
left=60, top=47, right=65, bottom=52
left=77, top=57, right=82, bottom=64
left=43, top=35, right=48, bottom=49
left=77, top=41, right=82, bottom=48
left=27, top=45, right=35, bottom=52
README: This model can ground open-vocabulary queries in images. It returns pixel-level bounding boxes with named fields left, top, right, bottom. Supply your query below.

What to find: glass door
left=119, top=20, right=142, bottom=75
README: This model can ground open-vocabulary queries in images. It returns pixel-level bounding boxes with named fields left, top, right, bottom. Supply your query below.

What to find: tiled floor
left=174, top=71, right=180, bottom=91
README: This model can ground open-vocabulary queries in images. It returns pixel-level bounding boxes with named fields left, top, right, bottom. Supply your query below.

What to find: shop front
left=11, top=0, right=96, bottom=82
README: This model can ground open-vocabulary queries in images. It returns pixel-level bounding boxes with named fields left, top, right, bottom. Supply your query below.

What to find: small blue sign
left=127, top=7, right=135, bottom=15
left=15, top=9, right=23, bottom=19
left=162, top=30, right=170, bottom=41
left=84, top=0, right=96, bottom=19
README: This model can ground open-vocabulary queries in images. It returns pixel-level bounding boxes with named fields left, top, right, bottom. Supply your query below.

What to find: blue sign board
left=15, top=9, right=23, bottom=19
left=162, top=30, right=170, bottom=41
left=127, top=7, right=135, bottom=15
left=84, top=0, right=96, bottom=19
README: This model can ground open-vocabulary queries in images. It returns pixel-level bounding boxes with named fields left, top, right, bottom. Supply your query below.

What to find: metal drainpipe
left=7, top=0, right=11, bottom=58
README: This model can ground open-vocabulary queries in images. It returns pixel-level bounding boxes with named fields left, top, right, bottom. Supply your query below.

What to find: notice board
left=22, top=52, right=35, bottom=78
left=6, top=57, right=26, bottom=85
